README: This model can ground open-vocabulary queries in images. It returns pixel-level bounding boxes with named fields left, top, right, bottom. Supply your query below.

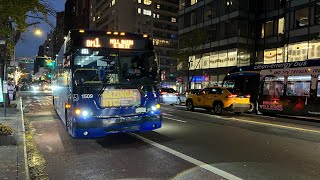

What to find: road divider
left=131, top=133, right=242, bottom=180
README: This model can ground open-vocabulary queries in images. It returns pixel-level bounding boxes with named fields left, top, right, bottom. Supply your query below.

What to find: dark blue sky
left=15, top=0, right=66, bottom=58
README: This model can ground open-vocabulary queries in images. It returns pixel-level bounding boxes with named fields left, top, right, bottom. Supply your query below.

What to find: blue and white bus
left=52, top=30, right=162, bottom=138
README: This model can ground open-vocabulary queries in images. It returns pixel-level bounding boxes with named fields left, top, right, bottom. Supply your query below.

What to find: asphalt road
left=21, top=92, right=320, bottom=180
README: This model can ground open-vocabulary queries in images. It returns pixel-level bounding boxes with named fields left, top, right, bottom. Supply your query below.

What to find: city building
left=178, top=0, right=320, bottom=91
left=90, top=0, right=179, bottom=88
left=64, top=0, right=90, bottom=35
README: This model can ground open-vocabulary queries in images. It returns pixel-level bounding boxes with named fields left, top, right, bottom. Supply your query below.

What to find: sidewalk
left=0, top=97, right=29, bottom=180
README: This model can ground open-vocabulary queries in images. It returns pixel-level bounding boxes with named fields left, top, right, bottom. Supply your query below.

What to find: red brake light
left=227, top=94, right=238, bottom=98
left=245, top=95, right=251, bottom=98
left=174, top=92, right=179, bottom=95
left=161, top=92, right=167, bottom=95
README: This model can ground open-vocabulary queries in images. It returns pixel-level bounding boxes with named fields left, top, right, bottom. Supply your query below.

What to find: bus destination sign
left=85, top=38, right=135, bottom=49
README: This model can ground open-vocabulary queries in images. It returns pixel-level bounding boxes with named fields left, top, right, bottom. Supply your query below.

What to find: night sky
left=15, top=0, right=66, bottom=58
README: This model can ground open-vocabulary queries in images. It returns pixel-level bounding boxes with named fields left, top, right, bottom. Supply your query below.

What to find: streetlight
left=34, top=29, right=43, bottom=36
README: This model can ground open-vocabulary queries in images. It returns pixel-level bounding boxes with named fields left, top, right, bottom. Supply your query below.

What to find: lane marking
left=166, top=107, right=320, bottom=134
left=164, top=117, right=187, bottom=123
left=228, top=117, right=320, bottom=134
left=131, top=133, right=242, bottom=180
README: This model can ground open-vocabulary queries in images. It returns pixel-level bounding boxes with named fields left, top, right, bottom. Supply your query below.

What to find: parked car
left=176, top=89, right=200, bottom=105
left=160, top=88, right=178, bottom=105
left=185, top=87, right=251, bottom=114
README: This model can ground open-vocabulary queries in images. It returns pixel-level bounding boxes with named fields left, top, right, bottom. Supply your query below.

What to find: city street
left=21, top=92, right=320, bottom=180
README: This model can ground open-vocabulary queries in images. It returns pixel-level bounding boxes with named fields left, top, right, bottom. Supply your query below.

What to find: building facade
left=90, top=0, right=179, bottom=88
left=178, top=0, right=320, bottom=91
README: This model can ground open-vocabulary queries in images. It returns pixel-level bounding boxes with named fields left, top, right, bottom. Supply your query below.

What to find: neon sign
left=110, top=39, right=134, bottom=49
left=85, top=38, right=101, bottom=47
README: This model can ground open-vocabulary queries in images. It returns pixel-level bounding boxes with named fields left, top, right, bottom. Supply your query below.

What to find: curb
left=18, top=97, right=30, bottom=180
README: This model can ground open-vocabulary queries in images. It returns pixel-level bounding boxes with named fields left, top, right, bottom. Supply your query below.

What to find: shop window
left=287, top=76, right=311, bottom=96
left=263, top=76, right=284, bottom=97
left=295, top=7, right=309, bottom=28
left=308, top=39, right=320, bottom=59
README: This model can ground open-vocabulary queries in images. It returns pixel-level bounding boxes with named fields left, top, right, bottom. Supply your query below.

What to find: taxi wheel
left=213, top=103, right=223, bottom=115
left=186, top=100, right=194, bottom=111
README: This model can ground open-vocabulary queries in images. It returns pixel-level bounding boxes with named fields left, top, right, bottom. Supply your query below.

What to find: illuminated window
left=171, top=17, right=176, bottom=23
left=295, top=8, right=309, bottom=28
left=144, top=0, right=152, bottom=5
left=191, top=0, right=197, bottom=5
left=265, top=20, right=273, bottom=37
left=157, top=4, right=160, bottom=9
left=143, top=9, right=152, bottom=16
left=278, top=17, right=284, bottom=34
left=138, top=0, right=141, bottom=3
left=138, top=8, right=141, bottom=14
left=261, top=23, right=264, bottom=38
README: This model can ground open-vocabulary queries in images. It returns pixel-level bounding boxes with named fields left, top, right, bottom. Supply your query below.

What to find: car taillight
left=227, top=94, right=238, bottom=98
left=161, top=92, right=167, bottom=95
left=174, top=92, right=179, bottom=95
left=245, top=95, right=251, bottom=98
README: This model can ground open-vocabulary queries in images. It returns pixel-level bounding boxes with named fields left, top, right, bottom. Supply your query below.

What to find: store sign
left=0, top=78, right=3, bottom=103
left=254, top=61, right=308, bottom=70
left=192, top=76, right=209, bottom=83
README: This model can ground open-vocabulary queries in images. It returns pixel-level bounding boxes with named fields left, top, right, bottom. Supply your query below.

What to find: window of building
left=144, top=0, right=152, bottom=5
left=315, top=2, right=320, bottom=25
left=287, top=42, right=308, bottom=62
left=204, top=4, right=212, bottom=21
left=278, top=17, right=284, bottom=34
left=265, top=20, right=274, bottom=37
left=171, top=17, right=176, bottom=23
left=138, top=8, right=141, bottom=14
left=295, top=7, right=309, bottom=28
left=157, top=4, right=160, bottom=9
left=308, top=39, right=320, bottom=59
left=191, top=0, right=197, bottom=5
left=143, top=9, right=152, bottom=16
left=190, top=11, right=195, bottom=25
left=138, top=0, right=142, bottom=3
left=261, top=23, right=265, bottom=38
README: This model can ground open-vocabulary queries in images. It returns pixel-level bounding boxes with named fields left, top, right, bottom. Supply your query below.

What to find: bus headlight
left=149, top=104, right=160, bottom=112
left=75, top=109, right=93, bottom=118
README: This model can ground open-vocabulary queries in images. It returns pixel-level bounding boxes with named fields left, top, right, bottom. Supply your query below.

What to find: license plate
left=136, top=107, right=146, bottom=113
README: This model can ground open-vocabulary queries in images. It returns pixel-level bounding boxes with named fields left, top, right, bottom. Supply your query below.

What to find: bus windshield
left=73, top=49, right=158, bottom=85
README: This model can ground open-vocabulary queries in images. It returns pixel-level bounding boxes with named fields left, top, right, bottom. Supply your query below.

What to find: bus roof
left=228, top=59, right=320, bottom=74
left=68, top=29, right=150, bottom=39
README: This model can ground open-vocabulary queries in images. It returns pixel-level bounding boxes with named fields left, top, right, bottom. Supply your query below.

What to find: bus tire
left=213, top=102, right=223, bottom=115
left=186, top=100, right=194, bottom=111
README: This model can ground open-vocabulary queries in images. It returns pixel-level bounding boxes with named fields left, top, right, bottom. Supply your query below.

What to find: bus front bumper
left=73, top=114, right=162, bottom=138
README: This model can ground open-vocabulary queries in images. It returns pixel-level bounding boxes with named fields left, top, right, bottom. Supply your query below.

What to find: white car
left=160, top=88, right=178, bottom=105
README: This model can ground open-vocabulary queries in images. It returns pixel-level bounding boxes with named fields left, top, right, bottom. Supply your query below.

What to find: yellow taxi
left=185, top=87, right=251, bottom=114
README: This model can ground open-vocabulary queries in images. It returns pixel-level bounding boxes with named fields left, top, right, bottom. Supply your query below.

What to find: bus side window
left=263, top=76, right=285, bottom=97
left=286, top=75, right=311, bottom=97
left=317, top=76, right=320, bottom=97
